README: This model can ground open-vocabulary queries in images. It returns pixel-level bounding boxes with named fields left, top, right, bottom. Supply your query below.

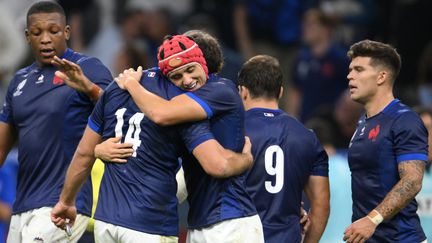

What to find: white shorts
left=7, top=207, right=89, bottom=243
left=94, top=219, right=178, bottom=243
left=186, top=214, right=264, bottom=243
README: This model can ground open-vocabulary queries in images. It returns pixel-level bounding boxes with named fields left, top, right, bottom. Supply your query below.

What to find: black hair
left=238, top=55, right=283, bottom=100
left=27, top=1, right=66, bottom=27
left=347, top=40, right=402, bottom=82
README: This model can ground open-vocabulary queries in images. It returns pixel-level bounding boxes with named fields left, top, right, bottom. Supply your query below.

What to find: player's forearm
left=375, top=160, right=424, bottom=220
left=224, top=149, right=253, bottom=176
left=125, top=81, right=178, bottom=125
left=303, top=204, right=330, bottom=243
left=0, top=201, right=11, bottom=222
left=60, top=150, right=95, bottom=206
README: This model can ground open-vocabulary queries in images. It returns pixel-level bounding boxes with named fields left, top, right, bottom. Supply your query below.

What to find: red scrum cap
left=157, top=35, right=208, bottom=78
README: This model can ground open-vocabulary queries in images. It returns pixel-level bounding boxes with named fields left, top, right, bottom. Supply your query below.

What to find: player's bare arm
left=51, top=126, right=101, bottom=229
left=376, top=160, right=425, bottom=219
left=115, top=67, right=206, bottom=126
left=192, top=137, right=253, bottom=178
left=0, top=123, right=16, bottom=167
left=303, top=176, right=330, bottom=243
left=51, top=56, right=102, bottom=100
left=344, top=160, right=425, bottom=242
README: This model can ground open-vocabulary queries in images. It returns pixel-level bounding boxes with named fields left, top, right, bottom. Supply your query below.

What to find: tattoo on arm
left=376, top=160, right=425, bottom=220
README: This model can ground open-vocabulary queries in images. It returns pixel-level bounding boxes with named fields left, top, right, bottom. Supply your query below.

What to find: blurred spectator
left=311, top=0, right=376, bottom=46
left=112, top=42, right=149, bottom=76
left=179, top=13, right=244, bottom=82
left=417, top=42, right=432, bottom=107
left=232, top=0, right=303, bottom=111
left=306, top=118, right=352, bottom=243
left=0, top=149, right=18, bottom=243
left=414, top=106, right=432, bottom=241
left=289, top=9, right=349, bottom=121
left=332, top=90, right=363, bottom=148
left=85, top=6, right=148, bottom=74
left=0, top=2, right=27, bottom=103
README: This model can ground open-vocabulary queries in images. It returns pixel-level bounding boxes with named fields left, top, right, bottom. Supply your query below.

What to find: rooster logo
left=368, top=125, right=380, bottom=141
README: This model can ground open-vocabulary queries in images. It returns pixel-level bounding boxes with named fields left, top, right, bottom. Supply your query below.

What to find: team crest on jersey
left=264, top=112, right=274, bottom=117
left=147, top=72, right=156, bottom=77
left=36, top=74, right=44, bottom=84
left=13, top=79, right=27, bottom=97
left=368, top=125, right=380, bottom=141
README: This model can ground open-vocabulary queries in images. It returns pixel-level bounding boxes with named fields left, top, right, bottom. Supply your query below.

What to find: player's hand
left=115, top=66, right=143, bottom=90
left=95, top=137, right=134, bottom=163
left=242, top=136, right=253, bottom=168
left=343, top=216, right=377, bottom=243
left=51, top=201, right=77, bottom=230
left=300, top=204, right=310, bottom=234
left=51, top=56, right=94, bottom=94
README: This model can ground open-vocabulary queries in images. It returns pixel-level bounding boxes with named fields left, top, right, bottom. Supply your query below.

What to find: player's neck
left=244, top=98, right=279, bottom=111
left=364, top=91, right=395, bottom=118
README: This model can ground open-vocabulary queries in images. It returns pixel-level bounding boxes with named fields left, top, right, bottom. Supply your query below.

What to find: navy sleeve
left=185, top=80, right=238, bottom=119
left=392, top=111, right=429, bottom=163
left=78, top=57, right=112, bottom=89
left=311, top=132, right=329, bottom=177
left=88, top=89, right=107, bottom=134
left=179, top=120, right=214, bottom=153
left=0, top=76, right=17, bottom=124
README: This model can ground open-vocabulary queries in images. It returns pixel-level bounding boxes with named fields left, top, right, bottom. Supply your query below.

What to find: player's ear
left=64, top=25, right=71, bottom=41
left=278, top=86, right=284, bottom=99
left=238, top=85, right=249, bottom=101
left=25, top=29, right=30, bottom=43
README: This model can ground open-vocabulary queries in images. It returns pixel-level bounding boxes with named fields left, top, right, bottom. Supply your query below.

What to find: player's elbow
left=150, top=111, right=176, bottom=126
left=202, top=159, right=230, bottom=178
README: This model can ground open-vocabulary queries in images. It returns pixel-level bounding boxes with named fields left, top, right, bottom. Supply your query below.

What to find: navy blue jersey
left=89, top=68, right=213, bottom=236
left=181, top=74, right=257, bottom=228
left=348, top=99, right=428, bottom=243
left=0, top=48, right=112, bottom=216
left=244, top=108, right=328, bottom=243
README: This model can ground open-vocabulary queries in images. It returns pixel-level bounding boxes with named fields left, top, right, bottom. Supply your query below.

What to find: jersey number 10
left=114, top=108, right=144, bottom=157
left=265, top=145, right=284, bottom=194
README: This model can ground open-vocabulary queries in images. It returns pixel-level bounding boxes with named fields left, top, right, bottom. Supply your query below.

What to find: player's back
left=90, top=68, right=210, bottom=236
left=181, top=75, right=257, bottom=229
left=245, top=108, right=328, bottom=243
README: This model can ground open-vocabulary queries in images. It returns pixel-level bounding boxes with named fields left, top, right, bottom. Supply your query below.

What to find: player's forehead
left=349, top=56, right=372, bottom=69
left=168, top=63, right=198, bottom=77
left=27, top=12, right=65, bottom=28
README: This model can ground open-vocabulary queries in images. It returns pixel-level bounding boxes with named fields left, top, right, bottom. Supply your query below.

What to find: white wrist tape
left=367, top=209, right=384, bottom=225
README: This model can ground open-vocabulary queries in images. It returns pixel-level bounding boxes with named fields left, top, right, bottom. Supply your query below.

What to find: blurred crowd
left=0, top=0, right=432, bottom=242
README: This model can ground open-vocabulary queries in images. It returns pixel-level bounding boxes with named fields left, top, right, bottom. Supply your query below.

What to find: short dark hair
left=183, top=30, right=224, bottom=74
left=27, top=1, right=66, bottom=27
left=347, top=40, right=401, bottom=81
left=238, top=55, right=283, bottom=100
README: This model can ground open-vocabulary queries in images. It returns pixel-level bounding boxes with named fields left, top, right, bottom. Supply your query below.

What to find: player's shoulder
left=383, top=99, right=419, bottom=120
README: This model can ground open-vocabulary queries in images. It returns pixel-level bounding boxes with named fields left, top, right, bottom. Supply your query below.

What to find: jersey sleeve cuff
left=185, top=92, right=213, bottom=118
left=186, top=134, right=214, bottom=153
left=311, top=170, right=329, bottom=177
left=397, top=153, right=429, bottom=163
left=88, top=117, right=102, bottom=134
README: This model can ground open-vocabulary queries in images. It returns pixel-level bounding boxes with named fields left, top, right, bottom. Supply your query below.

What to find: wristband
left=367, top=209, right=383, bottom=225
left=88, top=85, right=101, bottom=101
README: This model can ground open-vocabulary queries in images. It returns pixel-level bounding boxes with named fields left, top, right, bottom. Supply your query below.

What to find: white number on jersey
left=114, top=108, right=144, bottom=157
left=264, top=145, right=284, bottom=194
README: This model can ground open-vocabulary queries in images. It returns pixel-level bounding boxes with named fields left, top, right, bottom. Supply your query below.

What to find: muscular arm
left=375, top=160, right=425, bottom=219
left=0, top=122, right=16, bottom=167
left=303, top=175, right=330, bottom=243
left=344, top=160, right=426, bottom=242
left=125, top=80, right=206, bottom=126
left=192, top=137, right=253, bottom=178
left=60, top=126, right=102, bottom=205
